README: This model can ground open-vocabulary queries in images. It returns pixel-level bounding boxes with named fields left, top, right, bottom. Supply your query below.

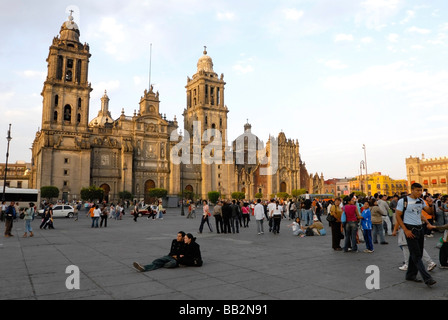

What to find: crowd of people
left=3, top=184, right=448, bottom=287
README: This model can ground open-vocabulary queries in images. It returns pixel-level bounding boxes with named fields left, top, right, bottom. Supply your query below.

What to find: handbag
left=326, top=213, right=336, bottom=223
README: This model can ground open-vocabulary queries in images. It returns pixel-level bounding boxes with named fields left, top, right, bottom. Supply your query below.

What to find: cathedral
left=31, top=13, right=312, bottom=204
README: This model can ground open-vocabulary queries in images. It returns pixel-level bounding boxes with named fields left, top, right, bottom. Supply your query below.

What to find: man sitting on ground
left=133, top=231, right=186, bottom=272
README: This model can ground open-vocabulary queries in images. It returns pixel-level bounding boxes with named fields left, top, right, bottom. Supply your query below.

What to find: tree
left=255, top=192, right=263, bottom=199
left=291, top=189, right=307, bottom=198
left=41, top=186, right=59, bottom=201
left=231, top=192, right=245, bottom=200
left=207, top=191, right=220, bottom=204
left=80, top=185, right=104, bottom=202
left=276, top=192, right=290, bottom=199
left=119, top=191, right=133, bottom=201
left=148, top=188, right=168, bottom=199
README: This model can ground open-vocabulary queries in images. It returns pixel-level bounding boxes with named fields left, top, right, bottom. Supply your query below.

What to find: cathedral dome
left=197, top=48, right=214, bottom=73
left=59, top=12, right=80, bottom=43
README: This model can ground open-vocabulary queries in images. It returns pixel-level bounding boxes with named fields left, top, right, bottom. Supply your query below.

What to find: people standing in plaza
left=270, top=200, right=283, bottom=234
left=4, top=201, right=16, bottom=237
left=435, top=224, right=448, bottom=268
left=222, top=200, right=232, bottom=234
left=213, top=201, right=223, bottom=234
left=230, top=200, right=240, bottom=234
left=133, top=231, right=186, bottom=272
left=361, top=200, right=374, bottom=253
left=157, top=201, right=165, bottom=220
left=254, top=199, right=265, bottom=235
left=91, top=204, right=101, bottom=228
left=301, top=197, right=313, bottom=227
left=329, top=197, right=343, bottom=251
left=289, top=200, right=296, bottom=220
left=74, top=201, right=81, bottom=221
left=343, top=196, right=362, bottom=252
left=22, top=202, right=35, bottom=238
left=241, top=203, right=250, bottom=228
left=199, top=200, right=213, bottom=233
left=395, top=183, right=437, bottom=287
left=267, top=199, right=276, bottom=232
left=371, top=199, right=388, bottom=245
left=100, top=204, right=109, bottom=227
left=378, top=194, right=392, bottom=236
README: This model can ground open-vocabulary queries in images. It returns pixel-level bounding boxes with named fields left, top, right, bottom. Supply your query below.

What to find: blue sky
left=1, top=0, right=448, bottom=180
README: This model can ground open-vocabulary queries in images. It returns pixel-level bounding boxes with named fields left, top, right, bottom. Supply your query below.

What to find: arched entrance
left=100, top=184, right=111, bottom=203
left=280, top=182, right=287, bottom=193
left=184, top=185, right=194, bottom=200
left=144, top=179, right=156, bottom=203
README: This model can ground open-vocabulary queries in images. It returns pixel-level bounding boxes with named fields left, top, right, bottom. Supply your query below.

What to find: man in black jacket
left=133, top=231, right=186, bottom=272
left=4, top=201, right=16, bottom=237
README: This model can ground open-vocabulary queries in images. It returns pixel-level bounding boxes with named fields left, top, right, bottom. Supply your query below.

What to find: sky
left=1, top=0, right=448, bottom=181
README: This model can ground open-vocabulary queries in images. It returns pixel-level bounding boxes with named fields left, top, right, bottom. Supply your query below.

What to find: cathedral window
left=77, top=114, right=81, bottom=124
left=78, top=98, right=82, bottom=109
left=53, top=111, right=58, bottom=122
left=54, top=95, right=59, bottom=107
left=67, top=59, right=74, bottom=69
left=57, top=56, right=63, bottom=80
left=76, top=59, right=82, bottom=84
left=205, top=116, right=208, bottom=125
left=64, top=105, right=72, bottom=122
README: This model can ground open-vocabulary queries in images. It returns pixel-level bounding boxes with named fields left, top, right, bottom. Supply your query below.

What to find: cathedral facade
left=31, top=13, right=310, bottom=204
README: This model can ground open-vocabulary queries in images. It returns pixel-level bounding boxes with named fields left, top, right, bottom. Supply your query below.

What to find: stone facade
left=406, top=154, right=448, bottom=195
left=31, top=13, right=311, bottom=203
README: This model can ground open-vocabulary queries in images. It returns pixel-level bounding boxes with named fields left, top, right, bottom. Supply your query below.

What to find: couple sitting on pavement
left=288, top=216, right=325, bottom=237
left=133, top=231, right=202, bottom=272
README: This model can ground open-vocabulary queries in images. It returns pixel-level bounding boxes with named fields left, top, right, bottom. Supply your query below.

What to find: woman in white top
left=271, top=200, right=283, bottom=234
left=92, top=204, right=101, bottom=228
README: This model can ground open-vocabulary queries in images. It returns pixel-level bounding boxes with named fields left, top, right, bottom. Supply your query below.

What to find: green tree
left=291, top=189, right=307, bottom=198
left=41, top=186, right=59, bottom=201
left=231, top=192, right=245, bottom=200
left=276, top=192, right=290, bottom=199
left=148, top=188, right=168, bottom=199
left=255, top=192, right=263, bottom=199
left=118, top=190, right=133, bottom=200
left=80, top=185, right=104, bottom=202
left=207, top=191, right=220, bottom=204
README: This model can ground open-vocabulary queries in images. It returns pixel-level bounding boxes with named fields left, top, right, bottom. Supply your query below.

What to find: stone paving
left=1, top=207, right=447, bottom=301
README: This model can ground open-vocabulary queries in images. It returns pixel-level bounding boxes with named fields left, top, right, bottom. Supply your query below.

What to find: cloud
left=387, top=33, right=399, bottom=42
left=216, top=11, right=235, bottom=21
left=361, top=37, right=374, bottom=44
left=334, top=34, right=354, bottom=42
left=91, top=80, right=121, bottom=100
left=407, top=26, right=431, bottom=34
left=355, top=0, right=403, bottom=30
left=320, top=59, right=348, bottom=70
left=400, top=10, right=415, bottom=24
left=282, top=8, right=304, bottom=21
left=232, top=63, right=254, bottom=75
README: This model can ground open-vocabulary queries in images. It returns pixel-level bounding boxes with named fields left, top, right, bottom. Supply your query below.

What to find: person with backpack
left=395, top=183, right=437, bottom=287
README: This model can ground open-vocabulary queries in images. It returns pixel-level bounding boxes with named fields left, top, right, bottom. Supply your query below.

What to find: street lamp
left=360, top=160, right=365, bottom=195
left=2, top=124, right=12, bottom=202
left=363, top=144, right=368, bottom=196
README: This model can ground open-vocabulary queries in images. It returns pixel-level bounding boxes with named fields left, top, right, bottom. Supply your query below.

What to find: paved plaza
left=1, top=207, right=447, bottom=301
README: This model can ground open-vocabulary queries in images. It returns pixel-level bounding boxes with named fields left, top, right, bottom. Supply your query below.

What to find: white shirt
left=254, top=203, right=265, bottom=220
left=267, top=202, right=276, bottom=218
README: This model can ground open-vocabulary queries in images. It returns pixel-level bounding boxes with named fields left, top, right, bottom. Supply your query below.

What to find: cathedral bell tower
left=41, top=11, right=92, bottom=132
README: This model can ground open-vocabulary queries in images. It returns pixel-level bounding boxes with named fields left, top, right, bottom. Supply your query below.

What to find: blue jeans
left=372, top=223, right=385, bottom=243
left=344, top=221, right=358, bottom=252
left=144, top=256, right=178, bottom=271
left=91, top=217, right=99, bottom=228
left=24, top=220, right=32, bottom=233
left=301, top=209, right=313, bottom=226
left=231, top=216, right=239, bottom=233
left=363, top=229, right=373, bottom=251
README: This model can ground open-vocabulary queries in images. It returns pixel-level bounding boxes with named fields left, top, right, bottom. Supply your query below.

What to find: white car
left=38, top=205, right=75, bottom=218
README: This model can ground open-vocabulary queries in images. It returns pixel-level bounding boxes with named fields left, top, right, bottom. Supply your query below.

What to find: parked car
left=38, top=205, right=75, bottom=218
left=137, top=205, right=159, bottom=217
